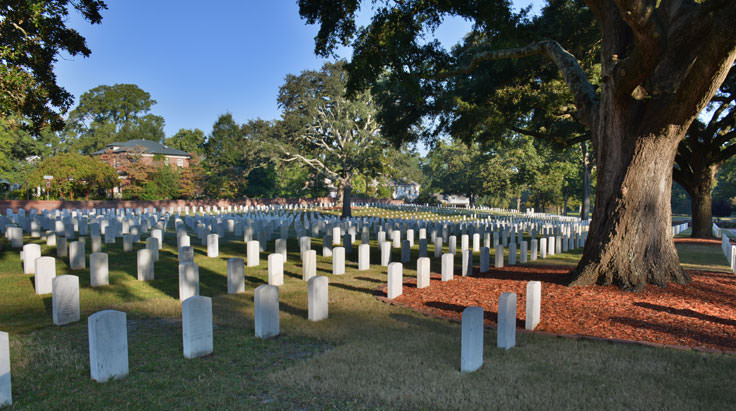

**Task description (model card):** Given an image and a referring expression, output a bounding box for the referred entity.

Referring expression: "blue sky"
[55,0,544,138]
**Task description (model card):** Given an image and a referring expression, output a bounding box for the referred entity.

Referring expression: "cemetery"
[3,0,736,408]
[0,203,734,408]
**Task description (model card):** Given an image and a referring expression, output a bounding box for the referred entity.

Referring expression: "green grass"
[1,221,735,409]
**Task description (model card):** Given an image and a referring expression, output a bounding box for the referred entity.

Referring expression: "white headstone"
[462,249,472,276]
[520,241,528,264]
[332,247,345,275]
[179,246,194,264]
[461,306,484,373]
[182,296,213,359]
[22,243,41,274]
[34,256,56,294]
[254,284,279,338]
[387,262,403,299]
[268,253,284,286]
[441,253,454,281]
[90,252,109,287]
[302,250,317,281]
[494,245,504,268]
[358,243,370,270]
[56,236,67,258]
[530,239,538,261]
[417,257,430,289]
[207,234,219,257]
[0,331,10,406]
[246,240,260,267]
[88,310,129,382]
[540,238,547,259]
[179,262,200,301]
[525,281,541,331]
[380,241,391,266]
[227,258,245,294]
[308,276,328,321]
[508,241,517,265]
[52,275,80,325]
[137,249,154,281]
[498,292,517,349]
[69,240,86,270]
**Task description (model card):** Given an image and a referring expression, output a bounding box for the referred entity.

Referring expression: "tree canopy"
[274,61,391,217]
[63,84,165,154]
[300,0,736,290]
[0,0,106,132]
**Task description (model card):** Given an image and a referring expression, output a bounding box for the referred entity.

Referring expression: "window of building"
[177,158,184,167]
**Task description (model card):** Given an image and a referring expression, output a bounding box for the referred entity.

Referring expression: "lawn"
[1,216,735,409]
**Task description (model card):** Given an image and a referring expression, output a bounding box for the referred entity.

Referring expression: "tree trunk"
[581,141,592,221]
[516,196,521,212]
[687,165,719,238]
[341,180,352,218]
[571,109,691,290]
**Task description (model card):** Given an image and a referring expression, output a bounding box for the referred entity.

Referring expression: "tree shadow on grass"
[354,276,383,284]
[330,281,380,295]
[280,302,307,318]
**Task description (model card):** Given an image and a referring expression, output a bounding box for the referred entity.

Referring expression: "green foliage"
[29,152,117,199]
[0,0,106,132]
[63,84,165,153]
[202,115,271,198]
[274,61,393,208]
[140,166,180,200]
[165,128,206,155]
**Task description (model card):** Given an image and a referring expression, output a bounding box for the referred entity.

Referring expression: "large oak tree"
[300,0,736,290]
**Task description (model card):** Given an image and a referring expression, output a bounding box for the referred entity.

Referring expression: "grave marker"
[88,310,129,382]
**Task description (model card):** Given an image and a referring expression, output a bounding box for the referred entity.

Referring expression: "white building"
[391,179,421,201]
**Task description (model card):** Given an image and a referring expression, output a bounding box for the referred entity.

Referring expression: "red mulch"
[378,265,736,354]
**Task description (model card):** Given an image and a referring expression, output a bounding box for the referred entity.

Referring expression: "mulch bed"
[378,264,736,354]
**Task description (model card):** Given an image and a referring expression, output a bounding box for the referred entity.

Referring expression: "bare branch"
[439,40,598,128]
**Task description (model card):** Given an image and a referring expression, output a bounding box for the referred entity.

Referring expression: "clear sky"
[54,0,544,138]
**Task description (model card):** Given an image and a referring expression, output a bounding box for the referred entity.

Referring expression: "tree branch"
[440,40,598,128]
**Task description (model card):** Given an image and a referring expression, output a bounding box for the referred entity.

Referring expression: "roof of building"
[91,139,191,158]
[391,178,421,187]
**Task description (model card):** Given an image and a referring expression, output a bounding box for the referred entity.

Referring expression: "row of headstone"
[460,281,542,373]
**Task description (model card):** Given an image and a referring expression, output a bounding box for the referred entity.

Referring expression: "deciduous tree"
[300,0,736,290]
[274,62,390,217]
